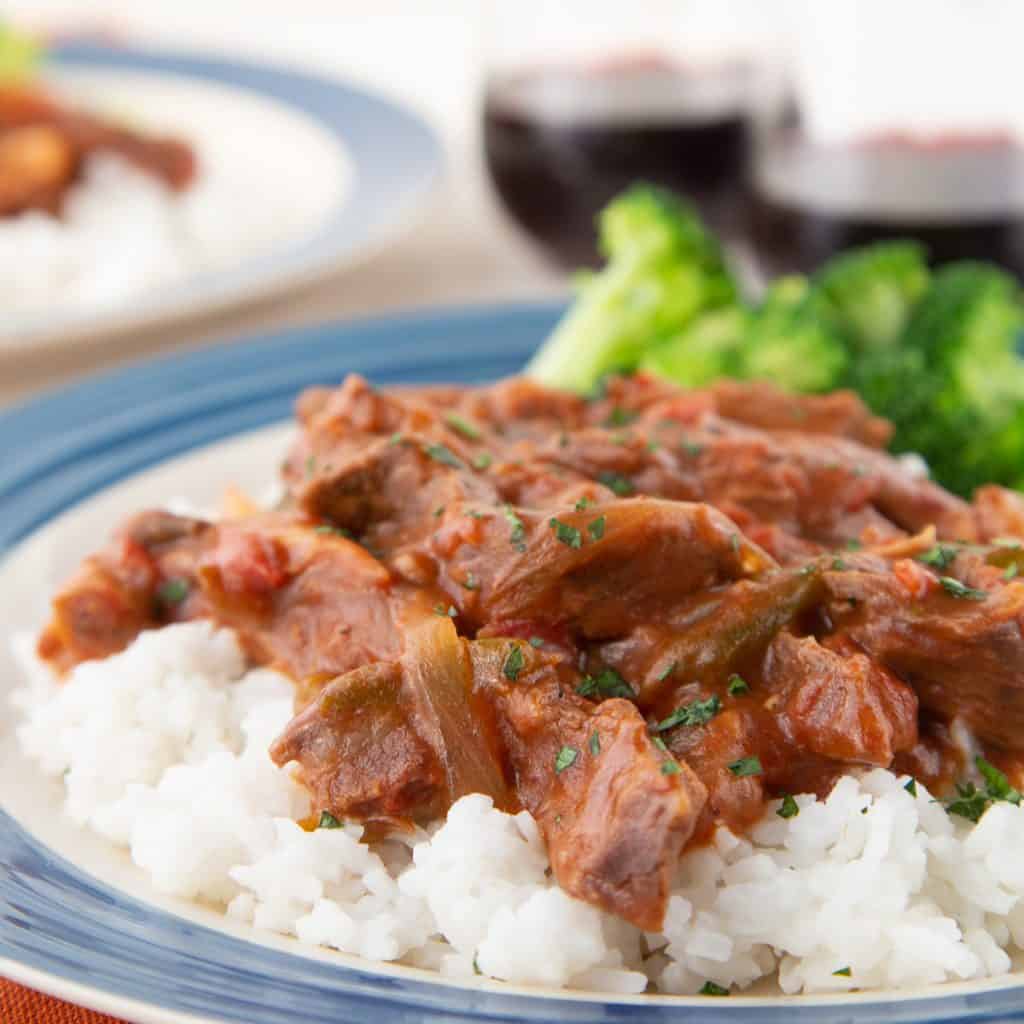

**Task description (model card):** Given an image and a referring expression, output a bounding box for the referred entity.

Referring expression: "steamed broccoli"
[873,263,1024,494]
[0,22,41,83]
[814,241,930,352]
[738,276,848,392]
[639,307,749,386]
[526,185,737,393]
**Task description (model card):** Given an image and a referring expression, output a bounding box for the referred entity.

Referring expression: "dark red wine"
[751,132,1024,276]
[483,58,753,266]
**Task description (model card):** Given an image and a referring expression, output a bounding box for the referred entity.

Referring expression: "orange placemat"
[1,979,125,1024]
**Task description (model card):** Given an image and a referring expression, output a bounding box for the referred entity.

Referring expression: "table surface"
[0,0,570,409]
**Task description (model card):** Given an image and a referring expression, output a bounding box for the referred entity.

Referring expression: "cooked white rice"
[13,622,1024,995]
[0,152,295,324]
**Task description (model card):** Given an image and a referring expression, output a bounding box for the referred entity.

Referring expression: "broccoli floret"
[737,276,849,393]
[870,262,1024,494]
[0,22,42,84]
[814,241,930,352]
[527,185,737,393]
[639,307,750,386]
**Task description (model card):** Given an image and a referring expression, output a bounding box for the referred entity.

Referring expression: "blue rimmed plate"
[2,303,1024,1023]
[1,42,441,354]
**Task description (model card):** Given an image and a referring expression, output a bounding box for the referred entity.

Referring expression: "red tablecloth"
[1,979,125,1023]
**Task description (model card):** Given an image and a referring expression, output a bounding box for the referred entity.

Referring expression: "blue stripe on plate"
[1,303,1020,1022]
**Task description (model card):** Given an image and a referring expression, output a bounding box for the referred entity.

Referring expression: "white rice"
[0,151,293,325]
[13,622,1024,995]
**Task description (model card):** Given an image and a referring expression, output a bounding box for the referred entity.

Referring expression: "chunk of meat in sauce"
[38,510,403,691]
[271,618,510,830]
[824,562,1024,751]
[470,639,706,931]
[431,498,774,637]
[766,632,918,766]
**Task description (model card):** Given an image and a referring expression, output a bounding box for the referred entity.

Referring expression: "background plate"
[2,303,1024,1023]
[1,43,441,354]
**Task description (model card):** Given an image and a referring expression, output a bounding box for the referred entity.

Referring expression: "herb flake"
[727,674,749,696]
[597,471,634,497]
[939,576,988,600]
[503,645,525,681]
[549,517,583,549]
[904,778,918,797]
[699,981,729,996]
[589,730,600,757]
[317,811,343,830]
[777,794,799,819]
[832,967,852,978]
[919,544,959,570]
[502,505,527,551]
[655,695,722,733]
[576,668,634,700]
[661,760,681,776]
[554,746,578,774]
[157,578,190,606]
[423,443,463,469]
[728,756,763,778]
[444,412,482,441]
[587,515,606,541]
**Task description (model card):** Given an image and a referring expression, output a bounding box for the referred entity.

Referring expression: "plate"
[1,303,1023,1023]
[0,42,441,354]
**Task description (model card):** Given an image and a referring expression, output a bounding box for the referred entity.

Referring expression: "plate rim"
[0,40,443,357]
[3,300,1024,1023]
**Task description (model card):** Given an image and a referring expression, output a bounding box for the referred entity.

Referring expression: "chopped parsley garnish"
[597,470,634,496]
[461,572,479,590]
[317,811,343,829]
[1004,563,1019,581]
[389,432,404,446]
[604,406,638,428]
[549,517,583,549]
[652,737,668,753]
[423,443,463,469]
[699,981,729,996]
[727,674,749,696]
[977,756,1022,805]
[655,695,722,733]
[831,558,848,571]
[845,538,862,551]
[574,496,592,512]
[554,746,578,774]
[528,636,545,648]
[682,441,704,458]
[832,967,852,978]
[473,452,494,470]
[433,505,445,519]
[305,454,317,477]
[946,782,989,823]
[576,668,634,700]
[945,758,1019,823]
[314,524,352,537]
[444,412,482,440]
[728,756,763,778]
[777,794,799,819]
[434,604,457,618]
[466,509,485,519]
[502,505,527,551]
[919,544,959,570]
[156,578,190,606]
[503,644,525,681]
[661,760,681,776]
[589,730,600,757]
[587,515,606,541]
[655,661,677,682]
[939,576,988,600]
[646,440,661,453]
[993,537,1022,549]
[904,778,918,797]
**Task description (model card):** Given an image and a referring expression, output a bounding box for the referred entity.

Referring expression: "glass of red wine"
[481,1,765,267]
[750,1,1024,278]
